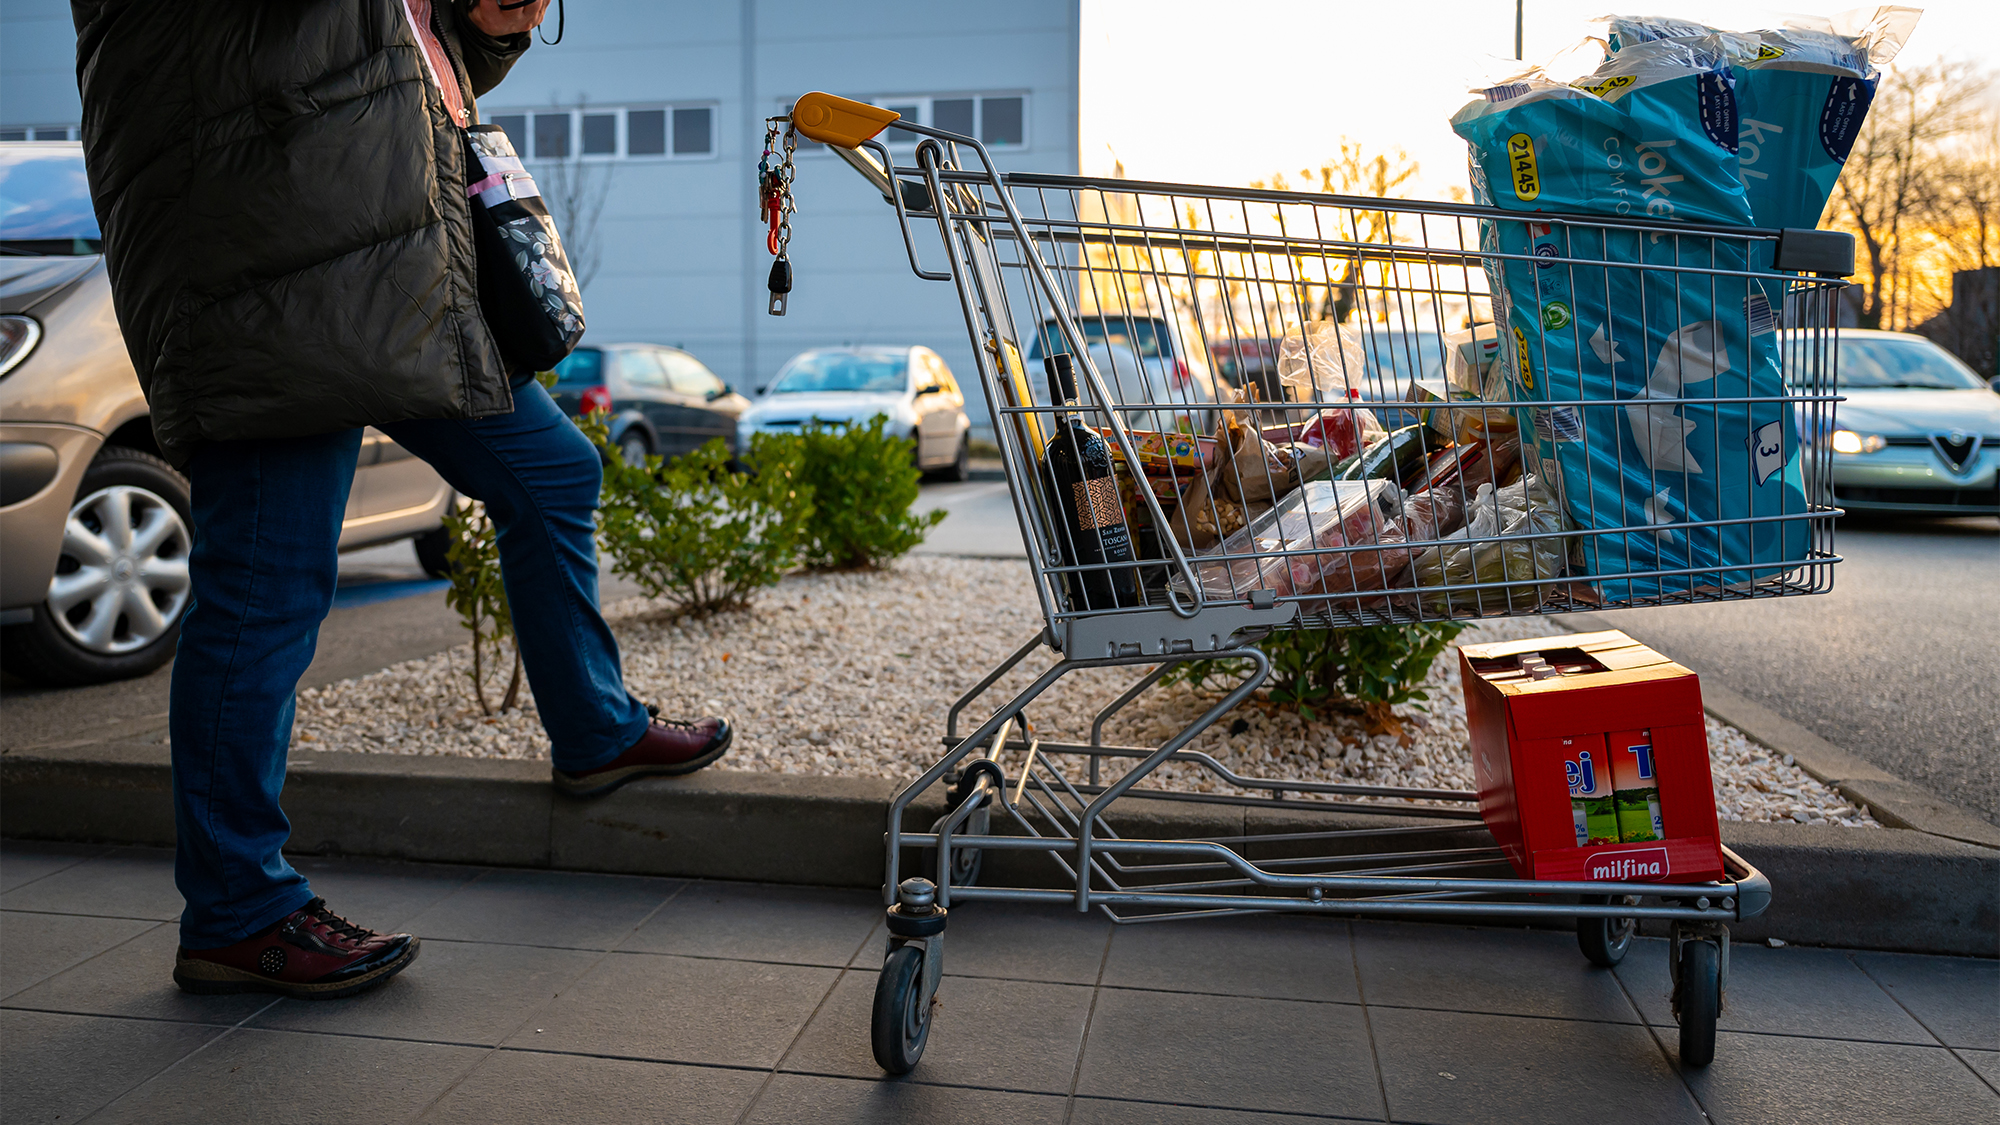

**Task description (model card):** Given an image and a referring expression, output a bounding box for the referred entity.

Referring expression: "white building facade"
[0,0,1083,422]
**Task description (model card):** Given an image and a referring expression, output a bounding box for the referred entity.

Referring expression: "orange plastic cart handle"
[790,92,898,149]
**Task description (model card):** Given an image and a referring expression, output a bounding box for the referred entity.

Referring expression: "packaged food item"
[1109,429,1219,473]
[1608,727,1668,842]
[1219,421,1335,503]
[1437,325,1521,445]
[1409,435,1522,496]
[1397,483,1468,546]
[1166,467,1247,550]
[1409,473,1569,614]
[1564,736,1621,847]
[1273,320,1369,409]
[1180,479,1409,608]
[1335,425,1439,490]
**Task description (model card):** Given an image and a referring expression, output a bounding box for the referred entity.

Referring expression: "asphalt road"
[1578,514,2000,826]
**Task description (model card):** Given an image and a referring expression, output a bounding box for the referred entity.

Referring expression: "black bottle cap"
[1044,353,1076,405]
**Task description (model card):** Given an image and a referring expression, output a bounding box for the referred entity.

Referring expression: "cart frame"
[778,94,1845,1075]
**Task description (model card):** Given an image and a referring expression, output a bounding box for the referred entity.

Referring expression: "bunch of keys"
[759,120,796,316]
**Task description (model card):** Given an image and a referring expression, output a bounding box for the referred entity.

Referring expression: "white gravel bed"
[293,557,1876,828]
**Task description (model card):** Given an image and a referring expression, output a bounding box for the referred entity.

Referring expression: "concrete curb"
[1559,612,2000,851]
[3,741,1993,956]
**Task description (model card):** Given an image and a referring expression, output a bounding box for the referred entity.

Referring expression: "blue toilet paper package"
[1451,39,1811,599]
[1595,8,1922,228]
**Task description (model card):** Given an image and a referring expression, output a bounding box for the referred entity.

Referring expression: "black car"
[546,343,751,463]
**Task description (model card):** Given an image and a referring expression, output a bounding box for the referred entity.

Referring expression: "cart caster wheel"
[1577,895,1638,967]
[1673,939,1721,1067]
[872,944,931,1074]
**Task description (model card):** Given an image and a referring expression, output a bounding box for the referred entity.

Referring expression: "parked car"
[545,343,750,463]
[1026,316,1221,434]
[738,346,970,478]
[0,142,458,686]
[1813,329,1999,516]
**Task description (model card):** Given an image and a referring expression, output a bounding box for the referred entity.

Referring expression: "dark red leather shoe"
[552,715,732,797]
[172,898,418,1000]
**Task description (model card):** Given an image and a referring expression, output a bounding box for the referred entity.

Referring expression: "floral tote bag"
[463,124,586,371]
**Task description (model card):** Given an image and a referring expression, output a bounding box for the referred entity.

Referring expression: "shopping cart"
[771,92,1851,1073]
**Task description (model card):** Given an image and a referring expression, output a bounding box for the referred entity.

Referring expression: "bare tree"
[534,98,616,294]
[1832,59,1991,330]
[1253,140,1422,322]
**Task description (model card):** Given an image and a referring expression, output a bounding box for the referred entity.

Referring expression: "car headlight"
[0,315,42,377]
[1830,429,1885,454]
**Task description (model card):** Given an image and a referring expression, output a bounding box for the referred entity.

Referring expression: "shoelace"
[644,703,703,733]
[297,898,375,945]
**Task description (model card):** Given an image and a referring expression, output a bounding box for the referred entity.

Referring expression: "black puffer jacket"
[71,1,529,467]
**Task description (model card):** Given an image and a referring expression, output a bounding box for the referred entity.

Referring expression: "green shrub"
[439,501,523,714]
[796,415,945,570]
[590,420,814,616]
[1162,621,1467,737]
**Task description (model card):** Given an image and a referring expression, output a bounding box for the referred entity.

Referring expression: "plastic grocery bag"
[1451,38,1812,600]
[1275,322,1370,405]
[1179,479,1410,610]
[1410,474,1569,615]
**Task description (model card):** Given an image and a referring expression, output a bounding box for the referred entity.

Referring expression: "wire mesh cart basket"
[770,92,1852,1074]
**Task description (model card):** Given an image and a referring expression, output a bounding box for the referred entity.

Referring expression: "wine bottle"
[1041,354,1138,611]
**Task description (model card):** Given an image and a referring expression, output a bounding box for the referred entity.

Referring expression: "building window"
[0,125,79,141]
[869,94,1028,149]
[485,104,716,161]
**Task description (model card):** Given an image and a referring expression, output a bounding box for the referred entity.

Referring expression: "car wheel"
[412,522,456,579]
[618,429,651,466]
[0,446,193,687]
[938,433,970,482]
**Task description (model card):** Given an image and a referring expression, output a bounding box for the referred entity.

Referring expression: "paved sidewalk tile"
[419,1048,764,1123]
[1100,914,1359,1004]
[1068,1099,1373,1123]
[1851,951,2000,1051]
[1073,988,1382,1118]
[0,840,108,893]
[287,855,487,934]
[399,868,684,950]
[744,1073,1067,1124]
[0,847,183,921]
[783,970,1093,1093]
[1618,940,1933,1045]
[1369,1007,1701,1125]
[1681,1032,2000,1125]
[0,910,155,999]
[850,901,1111,985]
[511,950,837,1069]
[1354,921,1639,1025]
[624,880,880,967]
[1962,1049,2000,1091]
[88,1027,486,1125]
[250,938,599,1046]
[3,923,273,1024]
[0,1009,221,1124]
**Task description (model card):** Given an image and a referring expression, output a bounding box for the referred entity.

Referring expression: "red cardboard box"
[1459,630,1724,884]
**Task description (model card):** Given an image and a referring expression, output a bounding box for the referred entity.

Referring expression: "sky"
[1079,0,2000,197]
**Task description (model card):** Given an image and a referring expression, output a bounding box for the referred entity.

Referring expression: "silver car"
[1819,330,1999,517]
[0,143,456,686]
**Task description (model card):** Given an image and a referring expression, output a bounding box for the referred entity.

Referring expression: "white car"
[740,346,972,479]
[1026,316,1222,435]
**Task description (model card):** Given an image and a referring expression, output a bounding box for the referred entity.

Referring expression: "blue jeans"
[169,380,649,948]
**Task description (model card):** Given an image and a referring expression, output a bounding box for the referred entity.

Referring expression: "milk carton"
[1609,728,1667,842]
[1564,736,1620,847]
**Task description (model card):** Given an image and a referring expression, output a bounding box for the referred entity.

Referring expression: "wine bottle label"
[1073,477,1123,531]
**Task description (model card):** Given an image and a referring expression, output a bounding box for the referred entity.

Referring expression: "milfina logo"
[1586,847,1670,881]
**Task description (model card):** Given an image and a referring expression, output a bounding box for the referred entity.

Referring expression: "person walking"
[70,0,729,1001]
